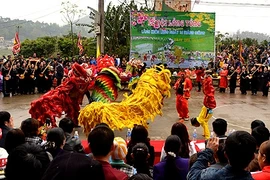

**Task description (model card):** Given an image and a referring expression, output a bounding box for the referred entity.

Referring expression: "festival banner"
[130,11,215,68]
[155,0,192,12]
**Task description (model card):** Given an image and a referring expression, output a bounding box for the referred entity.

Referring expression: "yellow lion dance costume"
[78,66,171,133]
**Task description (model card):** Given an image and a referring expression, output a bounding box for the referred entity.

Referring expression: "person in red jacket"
[190,70,216,139]
[219,64,228,93]
[252,140,270,180]
[174,72,189,121]
[195,66,204,92]
[183,69,193,100]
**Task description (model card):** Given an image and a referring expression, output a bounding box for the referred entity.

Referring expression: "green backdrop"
[130,11,215,68]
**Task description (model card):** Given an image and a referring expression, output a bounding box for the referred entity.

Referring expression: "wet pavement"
[1,87,270,140]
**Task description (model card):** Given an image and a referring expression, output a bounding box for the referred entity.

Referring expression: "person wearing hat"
[190,70,216,139]
[110,137,136,177]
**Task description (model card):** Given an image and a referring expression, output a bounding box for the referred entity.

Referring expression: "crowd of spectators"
[0,110,270,180]
[0,54,126,97]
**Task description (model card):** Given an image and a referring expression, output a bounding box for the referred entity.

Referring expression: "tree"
[83,37,96,57]
[61,1,85,56]
[215,31,225,52]
[58,33,76,57]
[20,37,57,57]
[242,38,258,47]
[260,40,269,47]
[20,35,95,58]
[102,1,150,58]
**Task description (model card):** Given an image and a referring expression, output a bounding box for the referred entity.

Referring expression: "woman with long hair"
[126,125,155,167]
[160,122,196,161]
[154,135,189,180]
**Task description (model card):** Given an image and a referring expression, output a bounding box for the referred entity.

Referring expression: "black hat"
[41,152,105,180]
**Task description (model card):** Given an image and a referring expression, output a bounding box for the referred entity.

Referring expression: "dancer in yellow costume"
[190,70,216,139]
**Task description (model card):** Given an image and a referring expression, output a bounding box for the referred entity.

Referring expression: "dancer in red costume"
[191,70,216,139]
[195,66,204,92]
[183,69,193,100]
[174,71,190,121]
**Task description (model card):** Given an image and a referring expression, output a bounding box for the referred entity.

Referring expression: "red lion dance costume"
[29,55,121,127]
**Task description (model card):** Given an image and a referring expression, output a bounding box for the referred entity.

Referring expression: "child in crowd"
[126,125,155,167]
[190,70,216,139]
[110,137,136,177]
[131,143,153,178]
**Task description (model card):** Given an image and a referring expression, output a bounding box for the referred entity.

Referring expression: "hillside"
[231,31,270,43]
[0,16,93,41]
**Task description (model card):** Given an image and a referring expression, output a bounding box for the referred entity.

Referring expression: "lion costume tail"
[78,66,171,133]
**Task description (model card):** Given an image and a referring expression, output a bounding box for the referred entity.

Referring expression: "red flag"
[12,32,20,55]
[239,40,245,64]
[77,32,84,55]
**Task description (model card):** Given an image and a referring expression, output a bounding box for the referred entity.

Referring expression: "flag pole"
[239,39,244,65]
[77,31,84,56]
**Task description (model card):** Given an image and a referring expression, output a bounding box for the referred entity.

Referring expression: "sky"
[1,0,270,35]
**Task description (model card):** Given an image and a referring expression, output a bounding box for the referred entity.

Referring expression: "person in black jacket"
[261,66,270,97]
[0,111,14,148]
[228,66,237,94]
[55,60,64,86]
[240,66,249,95]
[59,117,85,153]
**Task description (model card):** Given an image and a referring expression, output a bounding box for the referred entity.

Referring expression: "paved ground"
[1,87,270,141]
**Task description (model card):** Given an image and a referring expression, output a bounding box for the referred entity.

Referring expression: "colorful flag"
[239,40,245,64]
[77,32,84,55]
[12,32,21,55]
